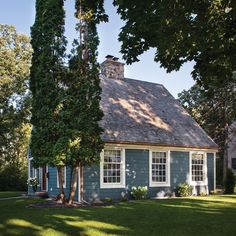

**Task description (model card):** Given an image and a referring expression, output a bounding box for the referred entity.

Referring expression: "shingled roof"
[99,76,217,150]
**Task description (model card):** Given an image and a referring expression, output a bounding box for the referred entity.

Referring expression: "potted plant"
[27,177,39,192]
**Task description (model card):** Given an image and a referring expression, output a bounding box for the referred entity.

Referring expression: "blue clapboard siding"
[207,153,214,191]
[47,166,78,199]
[31,149,215,201]
[83,150,191,200]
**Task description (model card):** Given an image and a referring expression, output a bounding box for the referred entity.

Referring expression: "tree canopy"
[114,0,235,88]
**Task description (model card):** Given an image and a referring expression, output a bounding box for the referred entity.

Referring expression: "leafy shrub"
[177,183,193,197]
[200,192,207,196]
[224,168,235,194]
[0,164,27,191]
[104,197,113,203]
[210,190,218,195]
[131,186,148,200]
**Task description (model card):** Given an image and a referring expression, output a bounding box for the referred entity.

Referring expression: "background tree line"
[0,24,32,190]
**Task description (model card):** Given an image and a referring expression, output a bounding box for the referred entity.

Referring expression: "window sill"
[100,183,125,189]
[190,181,207,186]
[149,182,170,187]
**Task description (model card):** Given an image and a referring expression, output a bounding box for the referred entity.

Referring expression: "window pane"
[192,154,204,182]
[103,149,121,184]
[152,152,167,183]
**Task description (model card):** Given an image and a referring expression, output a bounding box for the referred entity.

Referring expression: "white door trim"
[78,167,81,202]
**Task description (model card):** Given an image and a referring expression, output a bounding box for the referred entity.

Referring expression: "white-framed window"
[57,167,66,188]
[100,148,126,188]
[149,150,170,187]
[190,152,207,185]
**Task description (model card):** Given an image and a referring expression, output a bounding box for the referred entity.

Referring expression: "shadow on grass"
[0,196,236,236]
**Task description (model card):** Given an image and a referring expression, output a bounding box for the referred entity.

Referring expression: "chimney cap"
[113,57,119,61]
[105,55,114,60]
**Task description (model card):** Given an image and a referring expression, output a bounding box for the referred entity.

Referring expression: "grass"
[0,195,235,236]
[0,191,26,199]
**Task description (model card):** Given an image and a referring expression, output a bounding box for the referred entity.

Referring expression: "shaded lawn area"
[0,191,26,199]
[0,195,236,236]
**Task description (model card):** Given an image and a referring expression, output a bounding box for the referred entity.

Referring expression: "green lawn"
[0,195,236,236]
[0,191,26,199]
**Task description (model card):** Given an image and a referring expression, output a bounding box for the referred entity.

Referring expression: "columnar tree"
[30,0,67,201]
[63,0,107,204]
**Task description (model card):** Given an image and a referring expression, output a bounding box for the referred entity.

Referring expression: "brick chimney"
[101,55,124,79]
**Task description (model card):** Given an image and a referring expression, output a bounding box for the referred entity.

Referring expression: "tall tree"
[63,0,107,204]
[0,25,32,190]
[30,0,67,201]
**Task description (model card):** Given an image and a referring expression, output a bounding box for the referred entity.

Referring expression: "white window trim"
[214,152,216,191]
[57,166,66,188]
[149,150,170,187]
[28,157,37,178]
[100,148,126,189]
[189,151,208,186]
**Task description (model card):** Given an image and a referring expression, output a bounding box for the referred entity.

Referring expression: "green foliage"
[178,83,236,153]
[114,0,235,88]
[0,24,32,191]
[104,197,113,203]
[64,0,106,168]
[131,186,148,200]
[224,168,236,194]
[177,183,193,197]
[30,0,67,168]
[200,192,208,197]
[64,0,107,203]
[0,164,27,191]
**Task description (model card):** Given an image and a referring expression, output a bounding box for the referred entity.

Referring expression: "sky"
[0,0,195,98]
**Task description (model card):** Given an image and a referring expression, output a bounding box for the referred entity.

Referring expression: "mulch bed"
[27,198,116,209]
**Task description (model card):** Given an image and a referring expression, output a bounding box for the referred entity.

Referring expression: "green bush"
[104,197,113,203]
[0,164,27,191]
[131,186,148,200]
[224,168,235,194]
[177,183,193,197]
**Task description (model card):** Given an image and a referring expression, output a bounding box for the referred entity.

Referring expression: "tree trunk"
[67,165,79,205]
[57,166,66,204]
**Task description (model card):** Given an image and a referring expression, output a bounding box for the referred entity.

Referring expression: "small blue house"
[28,55,218,201]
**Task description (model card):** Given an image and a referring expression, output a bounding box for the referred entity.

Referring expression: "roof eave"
[104,140,218,152]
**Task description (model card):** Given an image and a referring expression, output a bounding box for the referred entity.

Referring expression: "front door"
[41,166,47,191]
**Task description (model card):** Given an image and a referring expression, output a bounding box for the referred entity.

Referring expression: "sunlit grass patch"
[0,195,235,236]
